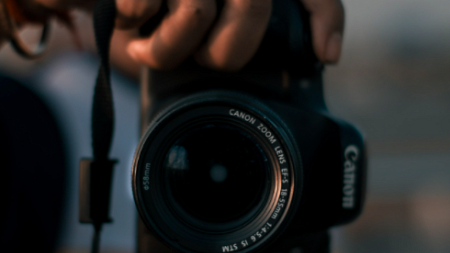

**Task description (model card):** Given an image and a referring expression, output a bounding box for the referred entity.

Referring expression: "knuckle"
[116,0,161,26]
[180,2,216,24]
[235,0,272,15]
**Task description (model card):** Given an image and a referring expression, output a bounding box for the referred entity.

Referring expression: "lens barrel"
[132,91,302,253]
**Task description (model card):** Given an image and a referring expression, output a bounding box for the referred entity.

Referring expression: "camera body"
[134,68,365,253]
[132,0,366,252]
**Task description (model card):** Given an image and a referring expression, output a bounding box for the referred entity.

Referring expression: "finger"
[301,0,344,64]
[110,29,142,79]
[115,0,162,30]
[127,0,216,69]
[195,0,272,72]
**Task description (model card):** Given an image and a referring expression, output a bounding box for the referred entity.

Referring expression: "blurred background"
[1,0,449,252]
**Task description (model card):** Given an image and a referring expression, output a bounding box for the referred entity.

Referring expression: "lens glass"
[163,124,269,224]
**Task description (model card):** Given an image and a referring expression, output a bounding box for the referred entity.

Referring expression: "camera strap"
[78,0,117,253]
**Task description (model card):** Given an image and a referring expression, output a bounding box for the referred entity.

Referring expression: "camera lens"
[163,124,269,225]
[133,92,301,253]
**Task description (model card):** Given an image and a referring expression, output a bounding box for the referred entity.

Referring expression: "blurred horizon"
[324,0,450,252]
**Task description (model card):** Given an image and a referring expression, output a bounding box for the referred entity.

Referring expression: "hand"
[118,0,345,70]
[117,0,273,71]
[24,0,344,70]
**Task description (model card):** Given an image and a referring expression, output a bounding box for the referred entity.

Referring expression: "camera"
[130,0,366,252]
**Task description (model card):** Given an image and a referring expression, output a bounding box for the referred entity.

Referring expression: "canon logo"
[342,145,359,209]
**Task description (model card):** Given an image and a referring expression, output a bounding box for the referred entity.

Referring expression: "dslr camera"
[131,0,366,252]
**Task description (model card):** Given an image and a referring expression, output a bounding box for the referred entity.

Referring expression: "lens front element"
[164,124,269,226]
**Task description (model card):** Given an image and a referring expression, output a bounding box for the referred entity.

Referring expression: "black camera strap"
[78,1,117,253]
[90,0,116,160]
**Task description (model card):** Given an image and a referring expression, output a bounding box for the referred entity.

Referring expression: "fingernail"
[325,32,342,64]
